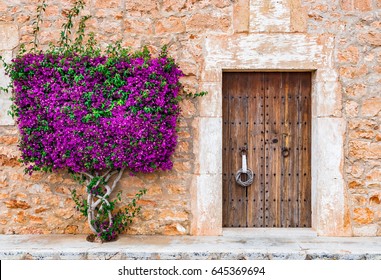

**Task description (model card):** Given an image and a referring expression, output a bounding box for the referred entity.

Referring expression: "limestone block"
[201,68,222,83]
[1,0,22,6]
[338,45,360,64]
[361,97,381,117]
[204,34,328,72]
[44,6,60,18]
[341,0,372,11]
[353,207,374,225]
[0,50,14,125]
[0,23,19,50]
[162,0,187,12]
[0,1,6,12]
[339,65,368,79]
[198,83,222,117]
[366,169,381,183]
[345,100,359,118]
[197,117,222,174]
[314,81,342,117]
[348,119,378,139]
[162,223,187,235]
[4,200,30,210]
[345,84,367,98]
[177,60,197,77]
[250,0,291,33]
[186,14,230,32]
[155,17,185,34]
[233,0,250,33]
[352,225,378,237]
[290,0,307,32]
[349,140,381,161]
[94,0,121,9]
[158,209,188,221]
[315,69,339,82]
[312,117,349,236]
[192,174,222,235]
[354,0,372,11]
[359,32,381,46]
[123,17,153,35]
[125,0,158,13]
[0,50,11,88]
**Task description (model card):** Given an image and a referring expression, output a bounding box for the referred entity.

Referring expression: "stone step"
[1,234,381,260]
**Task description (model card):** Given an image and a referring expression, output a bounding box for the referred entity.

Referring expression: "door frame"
[222,72,312,228]
[190,34,351,236]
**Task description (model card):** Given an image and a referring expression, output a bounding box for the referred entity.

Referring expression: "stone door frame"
[190,34,351,236]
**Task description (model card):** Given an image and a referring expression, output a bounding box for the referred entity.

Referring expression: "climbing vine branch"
[72,168,146,241]
[31,0,47,52]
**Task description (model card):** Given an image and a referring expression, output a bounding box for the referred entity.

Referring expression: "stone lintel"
[204,34,329,71]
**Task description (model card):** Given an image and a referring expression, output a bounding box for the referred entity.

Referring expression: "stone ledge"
[1,231,381,260]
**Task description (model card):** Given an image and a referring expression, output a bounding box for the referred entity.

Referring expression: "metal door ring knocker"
[236,168,254,187]
[235,146,254,187]
[282,147,290,157]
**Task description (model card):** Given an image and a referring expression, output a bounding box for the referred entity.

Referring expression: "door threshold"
[223,228,317,238]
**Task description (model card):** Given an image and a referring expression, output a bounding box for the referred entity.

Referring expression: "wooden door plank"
[280,73,297,227]
[289,73,301,227]
[264,73,283,227]
[299,72,312,227]
[281,73,289,227]
[222,73,231,227]
[223,72,249,227]
[294,73,302,227]
[247,72,265,227]
[278,73,287,227]
[230,72,249,227]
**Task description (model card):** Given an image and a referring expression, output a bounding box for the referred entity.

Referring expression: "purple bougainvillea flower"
[9,51,183,174]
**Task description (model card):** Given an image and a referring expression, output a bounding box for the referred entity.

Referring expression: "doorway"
[222,72,312,228]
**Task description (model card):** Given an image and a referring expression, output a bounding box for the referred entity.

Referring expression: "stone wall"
[303,0,380,236]
[0,0,380,236]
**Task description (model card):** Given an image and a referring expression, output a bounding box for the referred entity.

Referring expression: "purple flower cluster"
[10,52,183,173]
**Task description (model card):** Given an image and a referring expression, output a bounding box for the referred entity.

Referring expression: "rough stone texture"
[329,0,381,236]
[0,0,380,237]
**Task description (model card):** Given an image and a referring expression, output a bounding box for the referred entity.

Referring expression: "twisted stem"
[81,168,125,235]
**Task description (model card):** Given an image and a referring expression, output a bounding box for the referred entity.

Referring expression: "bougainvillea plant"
[0,0,206,242]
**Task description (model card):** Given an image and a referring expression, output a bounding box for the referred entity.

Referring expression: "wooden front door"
[222,72,311,228]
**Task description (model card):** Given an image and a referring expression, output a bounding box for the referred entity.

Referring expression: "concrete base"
[1,229,381,260]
